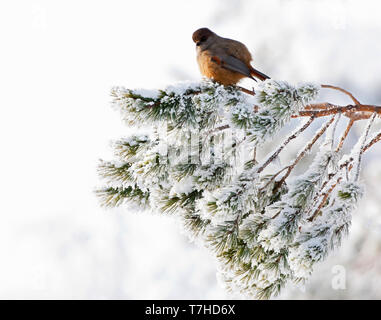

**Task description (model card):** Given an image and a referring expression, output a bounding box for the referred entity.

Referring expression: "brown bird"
[192,28,270,86]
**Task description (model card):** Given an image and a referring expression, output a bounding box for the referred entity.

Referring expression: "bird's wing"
[211,54,256,80]
[223,39,252,62]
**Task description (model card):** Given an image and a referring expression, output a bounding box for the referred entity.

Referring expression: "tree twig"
[336,118,355,152]
[308,115,377,222]
[308,176,342,222]
[260,166,290,192]
[274,116,336,191]
[321,84,361,105]
[238,86,255,96]
[257,116,315,174]
[295,104,381,119]
[354,113,377,181]
[363,131,381,153]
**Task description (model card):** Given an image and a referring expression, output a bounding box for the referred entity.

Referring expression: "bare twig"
[207,124,230,135]
[363,131,381,153]
[257,116,315,174]
[307,158,356,222]
[308,177,342,222]
[307,156,353,217]
[274,116,336,191]
[321,84,361,105]
[336,118,354,152]
[304,103,337,111]
[308,115,377,222]
[354,113,377,181]
[295,104,381,119]
[238,86,255,96]
[260,166,290,192]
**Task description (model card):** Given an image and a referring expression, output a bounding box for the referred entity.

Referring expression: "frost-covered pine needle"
[96,79,376,299]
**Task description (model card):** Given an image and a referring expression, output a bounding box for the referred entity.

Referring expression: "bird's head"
[192,28,216,48]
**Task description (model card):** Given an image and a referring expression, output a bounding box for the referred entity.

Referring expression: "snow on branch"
[97,79,381,299]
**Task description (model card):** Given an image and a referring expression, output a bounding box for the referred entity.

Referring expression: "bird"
[192,27,270,86]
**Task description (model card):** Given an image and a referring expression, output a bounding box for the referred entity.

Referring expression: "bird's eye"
[200,36,207,42]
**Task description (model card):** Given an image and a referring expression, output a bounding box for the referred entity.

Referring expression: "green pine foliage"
[96,79,370,299]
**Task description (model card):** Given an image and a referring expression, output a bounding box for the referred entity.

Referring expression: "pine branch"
[98,79,381,300]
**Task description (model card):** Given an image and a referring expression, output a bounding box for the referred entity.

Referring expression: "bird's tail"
[249,66,270,81]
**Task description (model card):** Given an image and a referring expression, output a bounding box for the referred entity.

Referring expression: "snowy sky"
[1,0,381,299]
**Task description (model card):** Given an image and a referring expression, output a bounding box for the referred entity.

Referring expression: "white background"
[1,0,381,299]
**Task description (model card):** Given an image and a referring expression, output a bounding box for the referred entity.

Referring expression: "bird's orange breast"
[197,51,246,86]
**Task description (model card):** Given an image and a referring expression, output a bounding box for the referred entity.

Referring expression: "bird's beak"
[196,41,201,46]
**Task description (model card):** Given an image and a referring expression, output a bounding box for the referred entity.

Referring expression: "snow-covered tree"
[96,79,381,299]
